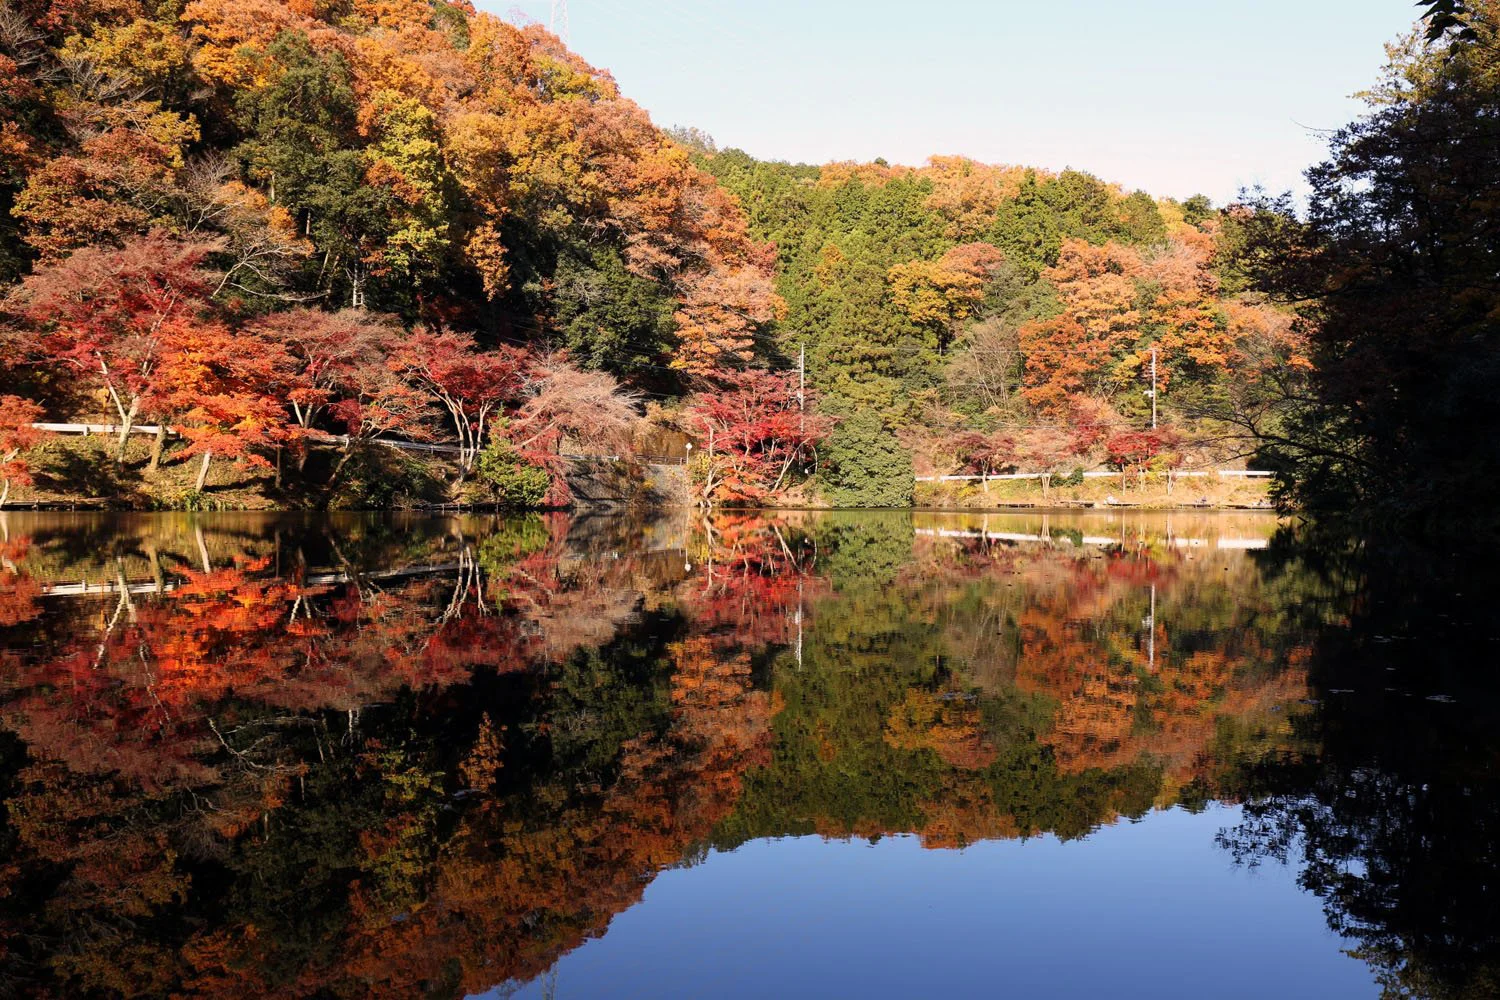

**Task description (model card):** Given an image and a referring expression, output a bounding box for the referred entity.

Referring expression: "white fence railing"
[28,424,618,462]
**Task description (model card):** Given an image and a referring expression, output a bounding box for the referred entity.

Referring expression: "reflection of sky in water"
[496,806,1372,1000]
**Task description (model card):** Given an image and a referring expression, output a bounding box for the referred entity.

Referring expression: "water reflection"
[0,510,1493,998]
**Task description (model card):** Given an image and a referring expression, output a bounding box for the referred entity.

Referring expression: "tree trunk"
[0,450,13,508]
[147,425,167,472]
[115,397,140,463]
[195,450,213,492]
[195,523,212,573]
[145,544,164,593]
[1042,473,1051,499]
[330,443,355,484]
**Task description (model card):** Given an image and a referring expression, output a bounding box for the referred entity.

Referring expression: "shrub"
[476,437,552,508]
[327,445,445,510]
[820,410,913,508]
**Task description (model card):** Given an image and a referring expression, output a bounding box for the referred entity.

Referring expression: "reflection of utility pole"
[795,579,804,670]
[1143,583,1157,671]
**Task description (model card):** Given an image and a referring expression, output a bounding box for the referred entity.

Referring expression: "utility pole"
[797,343,806,436]
[706,423,714,508]
[1148,346,1158,430]
[549,0,569,42]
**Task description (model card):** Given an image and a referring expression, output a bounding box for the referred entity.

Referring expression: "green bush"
[820,410,913,508]
[326,445,446,510]
[475,438,552,508]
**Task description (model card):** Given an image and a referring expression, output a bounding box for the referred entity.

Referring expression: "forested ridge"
[0,0,1493,525]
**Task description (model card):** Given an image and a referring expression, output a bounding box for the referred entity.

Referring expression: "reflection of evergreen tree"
[812,512,915,591]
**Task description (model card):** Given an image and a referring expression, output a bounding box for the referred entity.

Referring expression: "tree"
[1238,2,1500,528]
[948,430,1016,482]
[144,316,287,490]
[886,242,1005,354]
[391,331,528,476]
[249,308,413,439]
[821,409,913,508]
[475,434,553,508]
[1016,425,1088,498]
[684,370,825,505]
[551,247,677,377]
[3,231,222,460]
[1020,239,1143,413]
[233,31,395,308]
[176,163,314,301]
[944,316,1023,413]
[671,249,783,379]
[493,356,640,506]
[506,357,639,457]
[358,89,454,285]
[0,394,46,506]
[1104,427,1180,490]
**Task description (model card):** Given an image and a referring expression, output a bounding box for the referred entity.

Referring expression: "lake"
[0,509,1494,999]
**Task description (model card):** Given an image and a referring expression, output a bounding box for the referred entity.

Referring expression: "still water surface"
[0,510,1494,999]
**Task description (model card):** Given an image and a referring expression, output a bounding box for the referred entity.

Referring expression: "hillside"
[1,0,1489,521]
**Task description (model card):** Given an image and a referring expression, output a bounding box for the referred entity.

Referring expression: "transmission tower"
[549,0,569,43]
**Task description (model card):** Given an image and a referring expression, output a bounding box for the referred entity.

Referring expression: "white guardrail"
[28,424,616,461]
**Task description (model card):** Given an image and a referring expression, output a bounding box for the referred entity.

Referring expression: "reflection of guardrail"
[915,470,1274,483]
[913,527,1268,550]
[39,561,463,599]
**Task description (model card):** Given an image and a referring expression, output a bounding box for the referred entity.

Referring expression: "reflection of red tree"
[0,536,41,628]
[680,514,828,650]
[0,533,646,998]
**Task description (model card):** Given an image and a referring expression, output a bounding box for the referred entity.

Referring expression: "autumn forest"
[1,2,1499,998]
[0,0,1490,525]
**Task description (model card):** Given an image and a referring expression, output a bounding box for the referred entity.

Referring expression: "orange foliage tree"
[0,395,46,506]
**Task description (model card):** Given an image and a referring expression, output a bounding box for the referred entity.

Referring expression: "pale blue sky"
[484,0,1421,203]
